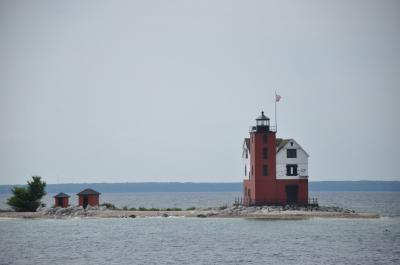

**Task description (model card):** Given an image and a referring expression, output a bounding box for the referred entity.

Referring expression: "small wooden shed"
[54,192,70,208]
[77,188,100,208]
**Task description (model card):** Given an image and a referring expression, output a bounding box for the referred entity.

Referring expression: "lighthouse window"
[262,148,268,159]
[287,149,297,158]
[263,165,268,176]
[263,134,268,144]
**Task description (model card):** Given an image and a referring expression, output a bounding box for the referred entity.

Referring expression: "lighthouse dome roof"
[256,111,269,120]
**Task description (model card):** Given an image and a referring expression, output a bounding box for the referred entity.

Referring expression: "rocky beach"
[0,205,379,219]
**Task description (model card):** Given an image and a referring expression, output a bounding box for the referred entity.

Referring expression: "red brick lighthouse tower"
[243,111,309,206]
[243,111,277,205]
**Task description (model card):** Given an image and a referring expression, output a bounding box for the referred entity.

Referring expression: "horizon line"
[1,180,400,186]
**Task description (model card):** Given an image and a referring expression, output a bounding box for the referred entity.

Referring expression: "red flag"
[275,94,281,102]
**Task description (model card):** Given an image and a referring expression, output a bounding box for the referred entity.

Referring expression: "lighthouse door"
[285,185,299,204]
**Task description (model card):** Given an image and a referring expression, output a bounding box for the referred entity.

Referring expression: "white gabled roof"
[276,138,309,157]
[243,138,250,151]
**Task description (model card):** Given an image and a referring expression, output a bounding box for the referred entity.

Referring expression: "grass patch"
[97,205,184,211]
[138,207,160,211]
[133,207,182,211]
[100,202,118,210]
[165,207,182,211]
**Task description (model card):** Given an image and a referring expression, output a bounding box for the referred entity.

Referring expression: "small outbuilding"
[77,188,100,208]
[54,192,70,208]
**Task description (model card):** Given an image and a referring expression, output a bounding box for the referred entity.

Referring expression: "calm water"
[1,192,400,265]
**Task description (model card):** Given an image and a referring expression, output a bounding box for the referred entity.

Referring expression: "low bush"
[100,202,118,210]
[165,207,182,211]
[135,207,182,211]
[219,205,228,210]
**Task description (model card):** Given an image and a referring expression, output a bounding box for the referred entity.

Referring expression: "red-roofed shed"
[77,188,100,208]
[54,192,70,208]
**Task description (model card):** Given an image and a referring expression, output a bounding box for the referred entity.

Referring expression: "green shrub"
[7,176,46,212]
[186,207,196,211]
[100,202,118,210]
[165,207,182,211]
[134,207,183,211]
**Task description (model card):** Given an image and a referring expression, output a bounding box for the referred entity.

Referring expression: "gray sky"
[1,0,399,184]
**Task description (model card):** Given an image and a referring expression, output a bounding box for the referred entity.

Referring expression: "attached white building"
[242,138,309,180]
[276,138,309,179]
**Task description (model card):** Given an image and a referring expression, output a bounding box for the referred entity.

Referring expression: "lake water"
[1,192,400,265]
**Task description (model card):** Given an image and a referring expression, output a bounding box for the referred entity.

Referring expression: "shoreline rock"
[0,205,379,219]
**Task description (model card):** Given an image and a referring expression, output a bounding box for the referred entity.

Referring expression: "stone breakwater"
[191,205,378,219]
[0,205,379,219]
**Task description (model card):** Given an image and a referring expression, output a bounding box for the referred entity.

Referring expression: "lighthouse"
[242,111,309,206]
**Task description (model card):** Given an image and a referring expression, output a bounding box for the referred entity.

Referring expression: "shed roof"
[77,188,101,196]
[54,192,70,198]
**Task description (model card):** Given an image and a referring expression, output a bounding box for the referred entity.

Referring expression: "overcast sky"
[1,0,399,184]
